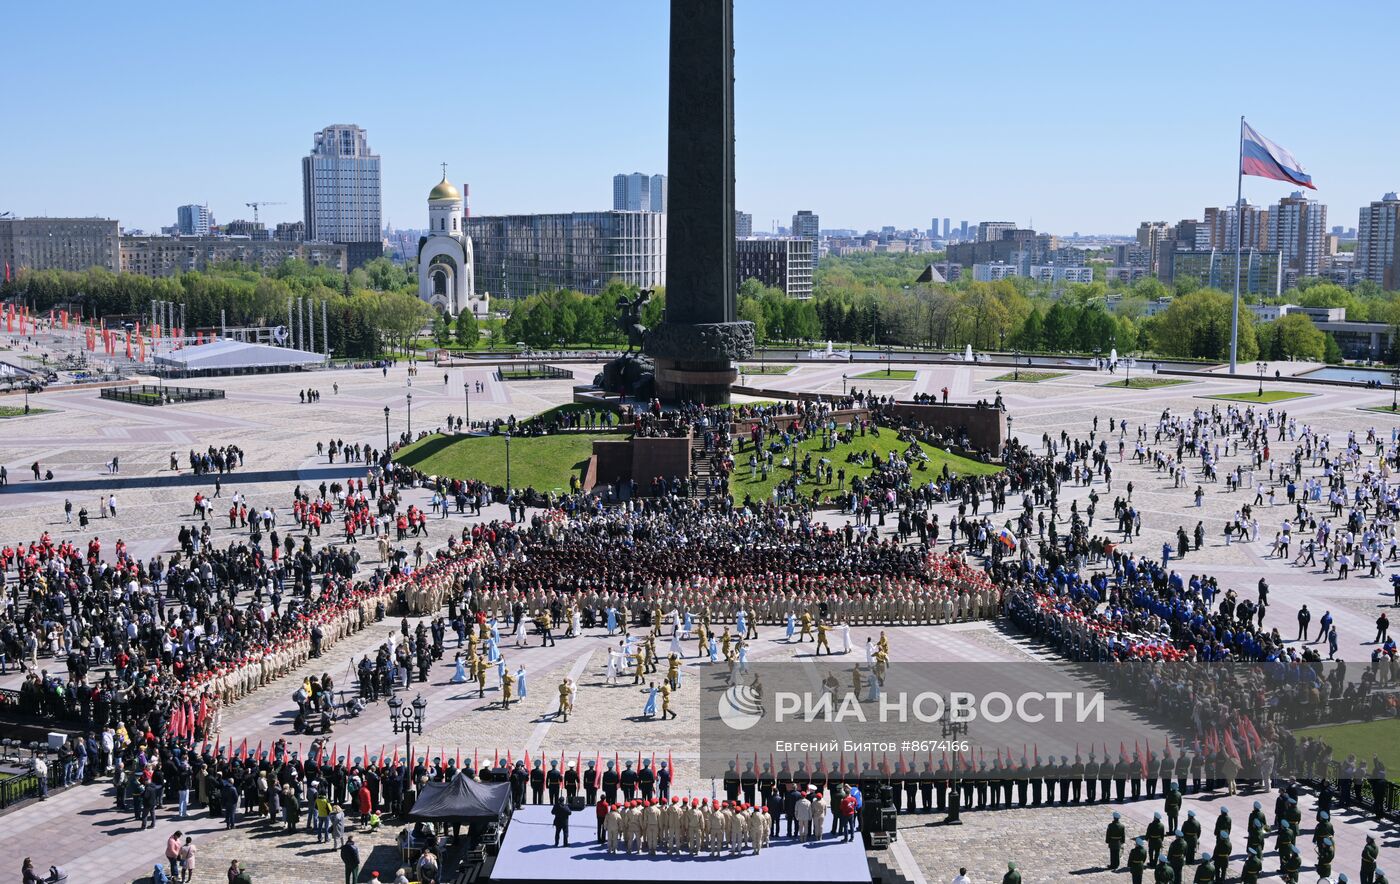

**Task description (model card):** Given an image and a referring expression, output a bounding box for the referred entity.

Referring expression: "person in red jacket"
[839,790,857,842]
[356,782,373,828]
[596,797,610,843]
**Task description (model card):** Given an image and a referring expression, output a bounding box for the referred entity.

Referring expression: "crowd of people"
[6,361,1400,882]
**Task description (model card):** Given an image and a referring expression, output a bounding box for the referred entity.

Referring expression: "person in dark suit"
[552,798,572,846]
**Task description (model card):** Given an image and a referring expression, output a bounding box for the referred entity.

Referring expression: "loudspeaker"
[568,795,587,812]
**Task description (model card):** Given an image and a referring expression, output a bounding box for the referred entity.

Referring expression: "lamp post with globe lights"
[387,694,427,768]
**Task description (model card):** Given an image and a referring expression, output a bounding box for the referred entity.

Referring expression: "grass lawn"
[1098,377,1191,390]
[737,364,795,375]
[1203,390,1312,403]
[729,427,1001,503]
[1361,404,1400,415]
[988,370,1068,383]
[853,369,919,381]
[0,405,47,418]
[1295,720,1399,774]
[498,366,573,380]
[394,432,625,491]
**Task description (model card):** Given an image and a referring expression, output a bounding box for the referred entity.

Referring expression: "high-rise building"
[466,210,665,298]
[222,219,269,241]
[977,221,1016,243]
[959,221,970,240]
[176,204,213,236]
[735,237,813,300]
[734,211,753,238]
[1135,221,1174,275]
[791,210,819,263]
[942,218,951,239]
[119,236,346,276]
[301,124,382,269]
[1203,202,1268,252]
[1357,193,1400,289]
[1267,192,1327,279]
[1171,249,1282,297]
[0,216,120,273]
[613,173,667,213]
[273,220,306,242]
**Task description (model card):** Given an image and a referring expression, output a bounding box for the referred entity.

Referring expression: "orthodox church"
[417,167,487,317]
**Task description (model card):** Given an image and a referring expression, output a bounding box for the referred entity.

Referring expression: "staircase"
[689,429,725,498]
[868,854,916,884]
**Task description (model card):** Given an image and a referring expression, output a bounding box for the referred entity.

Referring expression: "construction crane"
[244,201,286,223]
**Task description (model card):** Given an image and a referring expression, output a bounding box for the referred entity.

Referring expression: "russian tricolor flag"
[1241,121,1314,189]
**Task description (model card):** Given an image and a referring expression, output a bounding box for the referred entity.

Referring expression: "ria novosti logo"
[716,687,1105,729]
[717,683,765,731]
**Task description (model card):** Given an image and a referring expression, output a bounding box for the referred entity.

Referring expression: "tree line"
[0,258,433,358]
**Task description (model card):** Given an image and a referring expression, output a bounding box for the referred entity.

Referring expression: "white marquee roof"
[154,339,325,370]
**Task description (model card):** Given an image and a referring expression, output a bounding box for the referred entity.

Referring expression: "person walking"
[340,835,361,884]
[177,836,197,884]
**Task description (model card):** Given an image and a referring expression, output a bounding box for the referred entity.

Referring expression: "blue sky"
[2,0,1395,235]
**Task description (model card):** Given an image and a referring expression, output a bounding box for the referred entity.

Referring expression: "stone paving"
[3,350,1400,882]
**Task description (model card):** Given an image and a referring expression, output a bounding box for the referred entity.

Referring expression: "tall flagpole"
[1229,115,1244,374]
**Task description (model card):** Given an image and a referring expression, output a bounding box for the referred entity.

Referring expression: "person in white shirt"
[951,868,971,884]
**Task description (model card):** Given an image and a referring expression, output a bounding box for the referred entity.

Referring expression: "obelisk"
[644,0,754,404]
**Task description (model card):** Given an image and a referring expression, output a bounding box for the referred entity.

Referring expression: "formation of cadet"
[600,797,771,857]
[1101,781,1390,884]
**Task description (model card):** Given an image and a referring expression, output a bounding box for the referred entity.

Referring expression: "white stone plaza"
[1,334,1397,883]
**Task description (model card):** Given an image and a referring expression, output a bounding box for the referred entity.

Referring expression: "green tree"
[1323,333,1343,364]
[454,310,479,348]
[1265,313,1325,361]
[1149,288,1257,361]
[1015,309,1043,350]
[738,297,767,342]
[432,312,453,347]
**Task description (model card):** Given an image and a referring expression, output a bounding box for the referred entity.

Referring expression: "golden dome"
[429,175,461,202]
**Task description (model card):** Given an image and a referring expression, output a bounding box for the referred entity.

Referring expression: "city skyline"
[3,1,1399,234]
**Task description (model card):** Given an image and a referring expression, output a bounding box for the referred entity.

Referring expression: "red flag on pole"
[255,740,262,762]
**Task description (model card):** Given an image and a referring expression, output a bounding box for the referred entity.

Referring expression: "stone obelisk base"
[644,319,754,405]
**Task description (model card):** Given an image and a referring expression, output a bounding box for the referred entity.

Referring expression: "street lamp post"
[406,393,413,438]
[1123,353,1133,387]
[1256,361,1267,396]
[463,382,471,429]
[1392,366,1400,412]
[1013,348,1021,381]
[1007,415,1014,444]
[842,373,848,396]
[886,345,893,376]
[504,431,512,492]
[387,694,427,768]
[383,406,390,451]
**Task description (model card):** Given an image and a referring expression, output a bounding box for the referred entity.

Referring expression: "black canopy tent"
[408,775,512,824]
